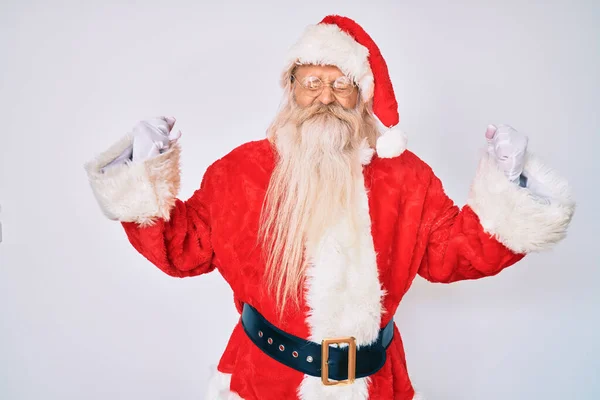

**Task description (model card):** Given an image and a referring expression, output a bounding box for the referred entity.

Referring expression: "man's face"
[292,65,359,110]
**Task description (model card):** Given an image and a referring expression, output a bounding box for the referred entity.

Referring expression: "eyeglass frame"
[290,74,358,98]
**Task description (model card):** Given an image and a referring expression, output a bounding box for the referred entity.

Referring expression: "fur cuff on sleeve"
[84,135,181,226]
[467,151,575,254]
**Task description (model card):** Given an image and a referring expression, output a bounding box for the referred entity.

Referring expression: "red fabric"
[122,139,524,399]
[320,15,399,128]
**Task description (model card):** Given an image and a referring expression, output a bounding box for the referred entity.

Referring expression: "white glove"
[132,116,181,162]
[101,144,133,172]
[485,124,528,184]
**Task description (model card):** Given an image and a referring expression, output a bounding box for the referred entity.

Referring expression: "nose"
[316,86,335,105]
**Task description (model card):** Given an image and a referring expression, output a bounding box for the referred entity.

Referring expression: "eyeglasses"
[291,74,357,98]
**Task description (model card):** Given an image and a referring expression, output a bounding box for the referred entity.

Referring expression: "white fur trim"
[282,23,374,100]
[376,126,408,158]
[359,138,375,165]
[205,369,244,400]
[413,392,425,400]
[300,171,385,399]
[84,134,180,226]
[467,151,575,253]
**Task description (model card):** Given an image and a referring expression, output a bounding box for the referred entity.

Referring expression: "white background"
[1,1,598,399]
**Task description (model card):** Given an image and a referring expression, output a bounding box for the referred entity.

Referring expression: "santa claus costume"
[85,15,575,400]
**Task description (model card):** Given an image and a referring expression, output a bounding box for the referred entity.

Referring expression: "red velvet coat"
[85,135,574,400]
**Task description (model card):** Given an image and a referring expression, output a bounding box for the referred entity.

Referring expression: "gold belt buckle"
[321,336,357,386]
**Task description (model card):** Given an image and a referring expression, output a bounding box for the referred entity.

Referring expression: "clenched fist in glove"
[485,124,528,186]
[132,116,181,162]
[101,116,181,172]
[485,124,555,203]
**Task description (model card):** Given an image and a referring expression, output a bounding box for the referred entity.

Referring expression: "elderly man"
[85,15,575,400]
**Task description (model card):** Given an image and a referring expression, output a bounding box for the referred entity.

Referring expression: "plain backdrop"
[1,1,598,399]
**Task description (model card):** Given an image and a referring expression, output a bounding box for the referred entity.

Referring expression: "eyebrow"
[296,74,347,81]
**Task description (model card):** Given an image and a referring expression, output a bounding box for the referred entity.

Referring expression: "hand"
[485,124,528,183]
[132,116,181,162]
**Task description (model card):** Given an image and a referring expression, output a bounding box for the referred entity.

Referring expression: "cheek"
[341,93,358,109]
[293,87,311,107]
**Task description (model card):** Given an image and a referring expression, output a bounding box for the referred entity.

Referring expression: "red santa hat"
[281,15,407,158]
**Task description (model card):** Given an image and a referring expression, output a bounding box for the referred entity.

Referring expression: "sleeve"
[84,134,216,278]
[417,151,575,283]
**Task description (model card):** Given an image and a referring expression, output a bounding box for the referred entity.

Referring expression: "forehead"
[294,64,345,79]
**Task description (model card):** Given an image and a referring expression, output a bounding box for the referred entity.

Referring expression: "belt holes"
[279,344,285,351]
[258,331,263,338]
[267,338,273,345]
[292,351,299,358]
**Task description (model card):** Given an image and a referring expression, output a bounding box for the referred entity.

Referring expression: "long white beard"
[275,114,362,240]
[259,104,364,309]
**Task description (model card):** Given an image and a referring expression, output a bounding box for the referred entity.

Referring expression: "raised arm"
[84,118,217,278]
[418,125,575,283]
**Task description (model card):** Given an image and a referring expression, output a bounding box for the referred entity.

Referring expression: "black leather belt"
[241,303,393,386]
